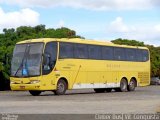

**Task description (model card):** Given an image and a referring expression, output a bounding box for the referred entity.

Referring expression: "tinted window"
[74,44,88,59]
[58,42,149,62]
[88,45,101,59]
[142,50,149,61]
[45,42,57,61]
[126,48,136,61]
[114,47,125,60]
[136,49,143,62]
[102,46,114,60]
[59,42,74,58]
[43,42,57,75]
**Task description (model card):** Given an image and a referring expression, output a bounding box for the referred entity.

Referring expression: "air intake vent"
[138,72,150,84]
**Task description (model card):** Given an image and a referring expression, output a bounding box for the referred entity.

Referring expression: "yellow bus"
[10,38,150,96]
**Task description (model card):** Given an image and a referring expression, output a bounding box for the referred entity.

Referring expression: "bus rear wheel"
[94,88,105,93]
[115,78,128,92]
[29,90,41,96]
[128,79,136,91]
[54,79,67,95]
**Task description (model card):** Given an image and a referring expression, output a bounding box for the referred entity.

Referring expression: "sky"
[0,0,160,46]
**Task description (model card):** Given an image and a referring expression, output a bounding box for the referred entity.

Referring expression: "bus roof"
[16,38,148,49]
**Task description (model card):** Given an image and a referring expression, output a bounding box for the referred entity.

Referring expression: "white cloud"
[0,0,159,10]
[109,17,129,33]
[0,7,39,30]
[154,24,160,32]
[107,17,160,46]
[57,20,65,28]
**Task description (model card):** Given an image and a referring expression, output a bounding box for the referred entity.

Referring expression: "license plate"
[20,86,25,89]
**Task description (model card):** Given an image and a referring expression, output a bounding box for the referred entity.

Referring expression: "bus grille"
[138,72,150,84]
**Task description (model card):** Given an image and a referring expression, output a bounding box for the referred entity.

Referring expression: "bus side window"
[88,45,101,60]
[102,46,114,60]
[59,43,74,58]
[136,49,143,62]
[142,50,149,62]
[126,48,136,61]
[114,47,125,61]
[74,44,88,59]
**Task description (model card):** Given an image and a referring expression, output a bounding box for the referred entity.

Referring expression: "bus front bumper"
[10,83,41,91]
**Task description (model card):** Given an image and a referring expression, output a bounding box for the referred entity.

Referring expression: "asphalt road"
[0,86,160,114]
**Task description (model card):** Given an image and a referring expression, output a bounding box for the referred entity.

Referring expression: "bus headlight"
[10,81,16,84]
[30,80,40,84]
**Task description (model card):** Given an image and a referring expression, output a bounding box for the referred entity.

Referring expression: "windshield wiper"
[14,45,29,77]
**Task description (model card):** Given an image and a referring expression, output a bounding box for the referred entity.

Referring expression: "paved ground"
[0,86,160,114]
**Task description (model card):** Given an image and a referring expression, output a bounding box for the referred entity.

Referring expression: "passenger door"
[42,42,57,89]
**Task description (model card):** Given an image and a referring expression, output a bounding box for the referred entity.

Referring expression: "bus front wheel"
[54,79,67,95]
[29,90,41,96]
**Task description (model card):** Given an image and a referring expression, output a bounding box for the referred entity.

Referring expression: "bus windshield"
[11,43,44,77]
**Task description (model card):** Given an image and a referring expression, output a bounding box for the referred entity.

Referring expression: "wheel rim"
[129,80,135,90]
[121,80,127,90]
[58,82,65,93]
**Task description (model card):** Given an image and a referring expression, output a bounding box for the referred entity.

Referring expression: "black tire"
[128,79,136,91]
[105,88,112,92]
[120,78,128,92]
[94,88,105,93]
[115,78,128,92]
[29,91,41,96]
[54,79,67,95]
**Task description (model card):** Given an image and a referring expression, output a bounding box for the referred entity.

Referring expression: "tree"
[54,27,76,38]
[111,38,144,46]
